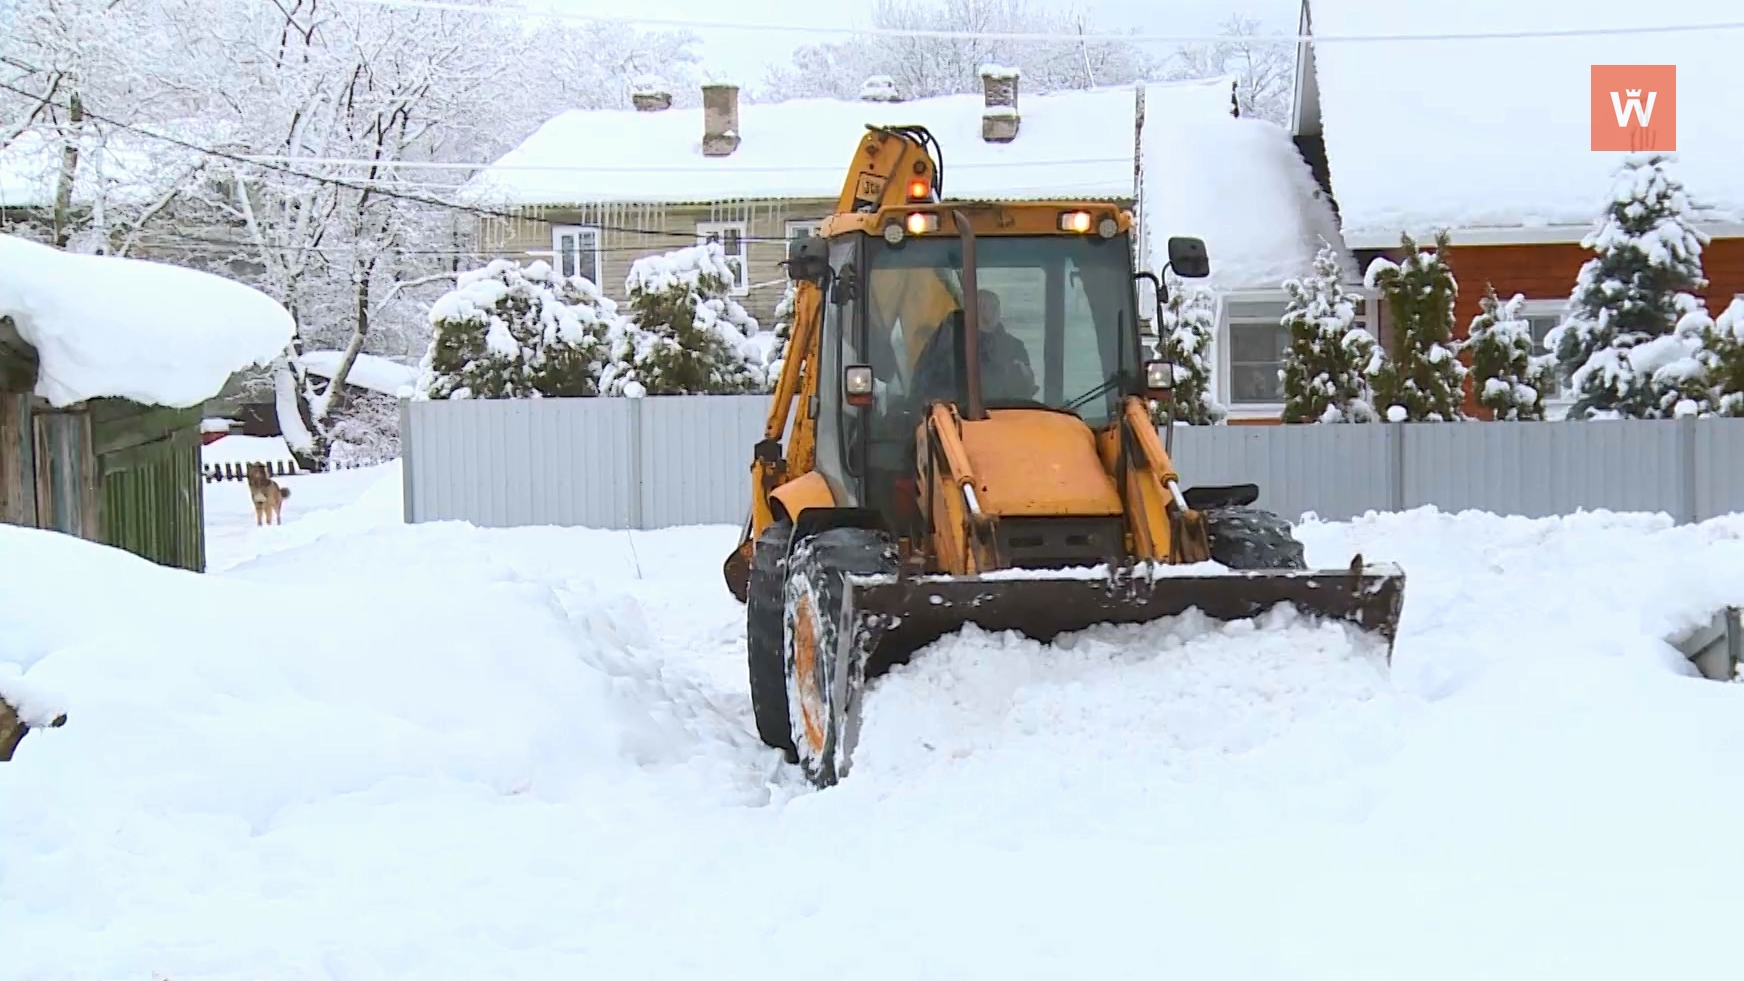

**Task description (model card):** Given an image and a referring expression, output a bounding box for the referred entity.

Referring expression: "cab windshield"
[859,234,1138,440]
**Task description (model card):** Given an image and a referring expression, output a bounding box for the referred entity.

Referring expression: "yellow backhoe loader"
[723,124,1405,787]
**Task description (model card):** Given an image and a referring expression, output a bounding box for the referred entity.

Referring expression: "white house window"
[1518,298,1575,402]
[1217,287,1378,413]
[697,220,749,294]
[552,225,601,285]
[785,219,824,242]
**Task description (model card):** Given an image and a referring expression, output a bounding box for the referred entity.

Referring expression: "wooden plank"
[91,404,202,457]
[0,392,36,526]
[96,423,206,571]
[31,409,97,539]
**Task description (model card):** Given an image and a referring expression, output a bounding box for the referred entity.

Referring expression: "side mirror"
[786,234,830,283]
[1144,359,1174,401]
[1133,271,1161,332]
[1166,236,1210,279]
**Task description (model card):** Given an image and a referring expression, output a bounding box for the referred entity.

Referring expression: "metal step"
[1670,607,1742,682]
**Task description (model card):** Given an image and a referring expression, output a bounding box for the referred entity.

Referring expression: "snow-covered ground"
[6,468,1744,980]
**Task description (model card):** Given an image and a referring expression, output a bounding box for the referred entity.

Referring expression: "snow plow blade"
[847,561,1406,679]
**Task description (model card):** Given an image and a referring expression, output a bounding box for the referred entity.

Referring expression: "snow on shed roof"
[298,350,418,398]
[1141,82,1347,290]
[1306,0,1744,246]
[0,234,294,409]
[463,83,1167,207]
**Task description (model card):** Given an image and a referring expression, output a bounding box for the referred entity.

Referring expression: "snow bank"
[0,234,294,408]
[1309,0,1744,243]
[298,350,418,398]
[8,493,1744,978]
[1140,81,1346,288]
[464,85,1145,206]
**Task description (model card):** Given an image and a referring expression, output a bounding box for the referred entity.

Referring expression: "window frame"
[1516,297,1576,407]
[550,224,602,286]
[785,219,825,243]
[1216,286,1379,418]
[697,220,751,295]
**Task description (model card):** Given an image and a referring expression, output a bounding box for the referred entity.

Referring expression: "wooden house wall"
[484,199,841,326]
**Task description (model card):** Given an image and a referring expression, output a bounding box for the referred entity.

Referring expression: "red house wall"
[1365,236,1744,417]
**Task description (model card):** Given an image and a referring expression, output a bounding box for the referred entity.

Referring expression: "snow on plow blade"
[847,562,1406,679]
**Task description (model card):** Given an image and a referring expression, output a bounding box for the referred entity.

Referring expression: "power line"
[334,0,1744,46]
[0,75,804,244]
[237,153,1129,173]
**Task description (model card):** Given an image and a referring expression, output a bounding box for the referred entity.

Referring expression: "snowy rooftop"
[464,82,1195,207]
[1141,82,1345,290]
[1306,0,1744,245]
[0,235,294,409]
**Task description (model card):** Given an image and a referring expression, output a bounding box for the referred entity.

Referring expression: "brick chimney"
[979,64,1020,142]
[631,75,671,112]
[859,75,902,103]
[702,83,741,157]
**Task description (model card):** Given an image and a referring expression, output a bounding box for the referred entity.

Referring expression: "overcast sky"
[551,0,1300,90]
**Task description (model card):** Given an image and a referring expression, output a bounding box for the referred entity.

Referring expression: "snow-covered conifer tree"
[1545,153,1712,419]
[1700,299,1744,417]
[1466,285,1552,421]
[1149,277,1225,425]
[418,259,616,399]
[1279,243,1377,423]
[606,242,765,395]
[1365,231,1467,422]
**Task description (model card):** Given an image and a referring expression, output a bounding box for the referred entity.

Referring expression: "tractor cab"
[785,202,1204,543]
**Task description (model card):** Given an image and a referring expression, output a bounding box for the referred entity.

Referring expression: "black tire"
[783,527,898,788]
[1201,506,1307,571]
[747,518,795,757]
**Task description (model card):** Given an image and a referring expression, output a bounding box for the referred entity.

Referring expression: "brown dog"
[246,463,291,525]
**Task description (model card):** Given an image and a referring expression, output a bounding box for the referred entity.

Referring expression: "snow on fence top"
[462,85,1147,207]
[0,234,294,409]
[1308,0,1744,244]
[1140,80,1344,289]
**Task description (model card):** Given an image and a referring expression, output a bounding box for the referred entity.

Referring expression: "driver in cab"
[910,289,1037,405]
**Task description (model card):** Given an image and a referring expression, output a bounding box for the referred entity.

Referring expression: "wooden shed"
[1,315,207,572]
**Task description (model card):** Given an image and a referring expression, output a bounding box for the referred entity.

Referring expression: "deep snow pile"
[0,233,294,408]
[5,485,1744,979]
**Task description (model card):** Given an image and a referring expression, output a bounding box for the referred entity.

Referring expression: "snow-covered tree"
[1148,277,1225,425]
[759,281,799,391]
[759,0,1160,101]
[418,259,617,399]
[1700,299,1744,417]
[1163,14,1292,124]
[1365,231,1468,422]
[1545,154,1712,420]
[1279,243,1377,423]
[1466,285,1552,421]
[606,242,765,396]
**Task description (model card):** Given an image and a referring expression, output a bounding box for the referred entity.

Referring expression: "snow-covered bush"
[324,390,401,464]
[758,281,799,391]
[1700,299,1744,417]
[1149,277,1225,425]
[418,259,617,399]
[606,242,766,396]
[1466,285,1553,421]
[1545,154,1712,420]
[1365,231,1467,422]
[1280,243,1377,423]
